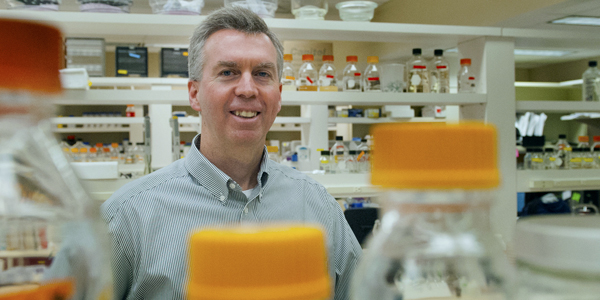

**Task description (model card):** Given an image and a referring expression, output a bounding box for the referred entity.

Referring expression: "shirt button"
[244,207,248,214]
[219,195,225,201]
[229,183,236,189]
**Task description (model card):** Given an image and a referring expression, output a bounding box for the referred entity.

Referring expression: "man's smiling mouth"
[231,111,260,118]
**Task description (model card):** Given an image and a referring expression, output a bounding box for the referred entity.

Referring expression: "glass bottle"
[352,123,514,300]
[569,148,583,169]
[523,148,533,170]
[582,60,599,101]
[364,56,381,92]
[319,55,338,91]
[529,148,545,170]
[330,136,348,174]
[544,147,557,170]
[297,54,318,91]
[430,49,450,93]
[357,150,369,173]
[319,150,331,174]
[554,134,571,169]
[0,18,112,299]
[343,55,362,92]
[126,104,136,117]
[281,54,297,91]
[407,48,430,93]
[458,58,477,93]
[347,150,357,173]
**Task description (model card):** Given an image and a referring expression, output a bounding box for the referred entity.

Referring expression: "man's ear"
[188,80,201,112]
[277,83,282,113]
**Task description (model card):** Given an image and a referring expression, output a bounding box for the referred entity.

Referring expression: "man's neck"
[199,136,263,190]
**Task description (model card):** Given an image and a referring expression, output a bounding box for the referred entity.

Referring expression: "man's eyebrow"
[255,62,276,70]
[215,61,238,69]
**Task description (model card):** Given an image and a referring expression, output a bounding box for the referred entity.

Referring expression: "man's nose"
[235,72,257,98]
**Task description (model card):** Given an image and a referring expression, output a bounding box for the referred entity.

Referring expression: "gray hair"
[188,6,284,82]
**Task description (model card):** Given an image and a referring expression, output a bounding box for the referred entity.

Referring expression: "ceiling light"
[514,49,572,56]
[550,16,600,26]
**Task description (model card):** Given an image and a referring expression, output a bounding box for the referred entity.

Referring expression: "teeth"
[234,111,258,118]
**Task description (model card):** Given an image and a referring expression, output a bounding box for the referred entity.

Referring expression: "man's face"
[188,29,282,148]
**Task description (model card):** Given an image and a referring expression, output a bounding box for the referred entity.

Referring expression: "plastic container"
[224,0,277,18]
[187,225,331,300]
[351,123,514,300]
[458,58,477,93]
[0,18,112,299]
[150,0,203,14]
[291,0,327,20]
[515,216,600,300]
[78,0,132,13]
[335,1,378,22]
[5,0,60,10]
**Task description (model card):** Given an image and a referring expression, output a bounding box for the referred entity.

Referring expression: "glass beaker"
[380,63,405,93]
[224,0,278,18]
[291,0,328,20]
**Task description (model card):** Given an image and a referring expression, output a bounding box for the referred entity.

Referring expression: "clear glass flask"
[0,19,112,299]
[319,55,338,91]
[364,56,381,92]
[298,54,318,91]
[351,123,515,300]
[343,55,362,92]
[407,48,430,93]
[281,54,297,91]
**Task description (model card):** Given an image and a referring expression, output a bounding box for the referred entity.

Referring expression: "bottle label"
[413,65,426,69]
[357,151,365,161]
[411,74,422,86]
[326,75,334,78]
[468,76,475,80]
[584,158,594,162]
[354,73,361,76]
[126,111,135,117]
[367,77,380,81]
[436,65,447,69]
[549,157,556,162]
[298,86,318,91]
[285,76,295,80]
[571,158,582,163]
[532,158,544,163]
[319,86,338,92]
[306,76,314,84]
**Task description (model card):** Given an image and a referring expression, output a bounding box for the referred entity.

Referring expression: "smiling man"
[101,7,361,300]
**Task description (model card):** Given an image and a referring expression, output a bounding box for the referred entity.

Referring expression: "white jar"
[515,216,600,299]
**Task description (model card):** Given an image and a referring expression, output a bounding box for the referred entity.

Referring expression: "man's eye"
[221,70,233,76]
[256,71,271,78]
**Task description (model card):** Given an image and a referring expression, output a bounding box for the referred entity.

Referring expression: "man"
[101,6,362,300]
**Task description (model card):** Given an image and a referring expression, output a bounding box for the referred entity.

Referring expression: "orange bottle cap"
[283,54,293,61]
[70,148,79,153]
[322,55,334,62]
[578,136,589,143]
[346,55,358,62]
[302,54,314,61]
[460,58,472,65]
[96,143,103,147]
[112,143,119,148]
[90,148,97,153]
[594,136,600,142]
[0,19,62,95]
[370,122,499,190]
[80,148,88,153]
[367,56,379,63]
[188,225,331,300]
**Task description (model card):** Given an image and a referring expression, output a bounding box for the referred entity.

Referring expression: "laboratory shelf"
[516,101,600,113]
[328,117,445,124]
[307,173,379,198]
[52,127,133,133]
[0,249,54,258]
[514,80,582,88]
[90,77,188,87]
[51,90,487,106]
[50,117,145,124]
[517,169,600,193]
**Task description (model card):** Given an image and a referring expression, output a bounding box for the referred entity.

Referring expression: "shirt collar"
[184,134,270,204]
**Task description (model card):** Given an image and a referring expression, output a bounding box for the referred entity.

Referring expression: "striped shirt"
[101,135,362,300]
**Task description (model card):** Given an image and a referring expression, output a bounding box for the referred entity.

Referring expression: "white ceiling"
[495,0,600,68]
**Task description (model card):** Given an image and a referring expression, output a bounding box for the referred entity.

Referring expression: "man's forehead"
[204,30,277,65]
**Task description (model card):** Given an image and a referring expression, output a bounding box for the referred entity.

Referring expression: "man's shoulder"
[101,160,187,221]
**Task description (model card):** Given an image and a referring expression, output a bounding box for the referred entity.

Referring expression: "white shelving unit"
[6,8,598,245]
[517,170,600,193]
[516,101,600,113]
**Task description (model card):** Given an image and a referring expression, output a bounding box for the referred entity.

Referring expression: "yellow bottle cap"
[370,122,499,189]
[267,145,279,153]
[70,148,79,153]
[367,56,379,63]
[187,225,331,300]
[111,143,119,148]
[80,148,88,153]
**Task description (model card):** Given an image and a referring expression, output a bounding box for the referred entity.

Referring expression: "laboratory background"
[1,0,600,298]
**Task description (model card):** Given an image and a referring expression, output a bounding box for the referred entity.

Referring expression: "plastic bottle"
[554,134,571,169]
[357,149,369,173]
[297,146,311,171]
[343,55,362,92]
[70,147,81,162]
[430,49,450,93]
[281,54,297,91]
[126,104,136,117]
[297,54,318,91]
[330,136,348,174]
[0,19,112,298]
[352,123,514,300]
[577,136,590,148]
[582,60,599,101]
[349,137,360,151]
[88,147,98,162]
[407,48,430,93]
[458,58,477,93]
[319,150,331,173]
[363,56,381,92]
[110,142,121,162]
[318,55,338,91]
[79,147,89,162]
